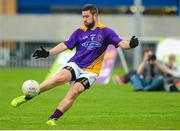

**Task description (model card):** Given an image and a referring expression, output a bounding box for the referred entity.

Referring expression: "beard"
[84,20,95,29]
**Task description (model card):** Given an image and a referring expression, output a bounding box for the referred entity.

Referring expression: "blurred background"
[0,1,180,129]
[0,0,180,69]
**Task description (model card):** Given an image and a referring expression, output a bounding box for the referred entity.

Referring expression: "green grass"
[0,68,180,130]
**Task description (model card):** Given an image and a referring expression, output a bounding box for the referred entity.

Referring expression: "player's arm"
[32,42,68,59]
[106,28,138,49]
[118,36,139,49]
[32,28,79,59]
[49,42,68,56]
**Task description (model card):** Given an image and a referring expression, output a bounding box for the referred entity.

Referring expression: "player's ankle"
[49,109,63,120]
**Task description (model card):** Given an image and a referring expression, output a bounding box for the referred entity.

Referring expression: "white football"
[22,80,40,97]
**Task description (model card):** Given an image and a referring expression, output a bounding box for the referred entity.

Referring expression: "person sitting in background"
[164,54,180,90]
[113,70,136,84]
[130,48,165,91]
[113,51,176,85]
[151,54,180,91]
[165,54,177,70]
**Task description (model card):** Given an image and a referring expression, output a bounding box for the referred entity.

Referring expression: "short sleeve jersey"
[64,23,122,75]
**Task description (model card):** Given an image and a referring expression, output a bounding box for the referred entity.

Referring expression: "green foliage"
[0,68,180,129]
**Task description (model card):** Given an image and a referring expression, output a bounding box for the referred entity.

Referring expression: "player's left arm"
[118,36,139,49]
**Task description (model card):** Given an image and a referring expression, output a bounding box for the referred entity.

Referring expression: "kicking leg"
[11,69,72,108]
[39,69,72,93]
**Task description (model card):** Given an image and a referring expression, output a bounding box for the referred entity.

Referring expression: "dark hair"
[82,4,98,15]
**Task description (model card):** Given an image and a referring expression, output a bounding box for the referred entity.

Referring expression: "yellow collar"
[80,22,106,31]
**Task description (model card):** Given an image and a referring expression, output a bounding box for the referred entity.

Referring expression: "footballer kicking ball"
[22,80,40,97]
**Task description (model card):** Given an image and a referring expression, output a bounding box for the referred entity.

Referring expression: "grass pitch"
[0,68,180,130]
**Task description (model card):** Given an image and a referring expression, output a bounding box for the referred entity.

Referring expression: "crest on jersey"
[98,35,102,42]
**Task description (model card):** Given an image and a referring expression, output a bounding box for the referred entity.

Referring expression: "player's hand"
[32,46,49,59]
[129,36,139,48]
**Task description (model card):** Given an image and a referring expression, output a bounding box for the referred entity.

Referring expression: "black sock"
[49,109,63,120]
[25,92,41,100]
[25,95,33,100]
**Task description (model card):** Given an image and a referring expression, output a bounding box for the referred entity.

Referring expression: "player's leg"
[11,68,73,108]
[47,81,86,125]
[39,68,72,93]
[47,72,97,126]
[58,79,88,112]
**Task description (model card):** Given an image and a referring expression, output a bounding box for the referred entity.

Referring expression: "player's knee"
[75,77,90,90]
[70,84,84,99]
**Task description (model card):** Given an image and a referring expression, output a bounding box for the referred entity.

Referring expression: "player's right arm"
[33,29,79,59]
[49,42,68,56]
[50,28,79,55]
[32,43,68,59]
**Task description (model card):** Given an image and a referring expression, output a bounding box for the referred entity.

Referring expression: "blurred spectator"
[113,50,180,92]
[113,70,136,84]
[130,48,165,91]
[165,54,177,70]
[151,54,180,91]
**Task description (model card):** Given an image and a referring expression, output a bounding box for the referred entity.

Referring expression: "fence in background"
[0,42,57,68]
[0,41,157,69]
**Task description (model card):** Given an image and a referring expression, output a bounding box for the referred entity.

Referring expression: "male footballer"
[11,4,139,126]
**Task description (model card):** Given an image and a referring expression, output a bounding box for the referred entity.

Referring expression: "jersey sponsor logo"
[81,41,102,50]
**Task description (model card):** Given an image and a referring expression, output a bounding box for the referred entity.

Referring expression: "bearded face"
[82,10,96,29]
[84,20,95,29]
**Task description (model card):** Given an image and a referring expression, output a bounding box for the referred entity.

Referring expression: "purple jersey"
[64,23,122,75]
